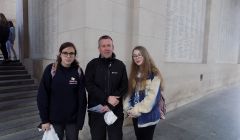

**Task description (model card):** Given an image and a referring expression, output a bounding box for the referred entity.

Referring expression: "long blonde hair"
[128,46,164,95]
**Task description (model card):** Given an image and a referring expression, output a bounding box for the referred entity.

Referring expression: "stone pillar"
[16,0,29,61]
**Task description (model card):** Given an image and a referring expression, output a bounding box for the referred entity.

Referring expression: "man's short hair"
[98,35,113,47]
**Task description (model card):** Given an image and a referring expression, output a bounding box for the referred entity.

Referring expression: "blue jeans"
[6,40,17,60]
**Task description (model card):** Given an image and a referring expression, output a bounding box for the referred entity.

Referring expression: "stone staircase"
[0,60,43,140]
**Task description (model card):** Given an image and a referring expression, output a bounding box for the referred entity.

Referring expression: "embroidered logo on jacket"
[69,77,77,84]
[112,72,118,74]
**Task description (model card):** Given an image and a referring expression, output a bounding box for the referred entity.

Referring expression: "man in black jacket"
[85,35,128,140]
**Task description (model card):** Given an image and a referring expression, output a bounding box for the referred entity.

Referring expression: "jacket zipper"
[107,63,111,95]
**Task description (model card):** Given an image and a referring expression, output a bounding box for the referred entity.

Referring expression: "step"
[31,135,43,140]
[0,105,38,121]
[0,61,43,139]
[0,66,25,70]
[0,74,31,81]
[0,108,38,123]
[0,127,42,140]
[0,115,40,136]
[0,98,36,111]
[0,79,34,87]
[0,70,28,75]
[0,84,38,93]
[0,90,37,102]
[0,61,22,66]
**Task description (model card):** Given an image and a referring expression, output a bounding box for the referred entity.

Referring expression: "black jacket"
[0,25,9,43]
[37,63,87,130]
[85,53,128,116]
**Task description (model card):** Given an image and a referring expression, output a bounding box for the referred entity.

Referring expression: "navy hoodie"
[37,63,87,130]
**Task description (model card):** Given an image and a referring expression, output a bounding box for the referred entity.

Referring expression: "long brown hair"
[56,42,80,68]
[0,13,9,27]
[128,46,164,95]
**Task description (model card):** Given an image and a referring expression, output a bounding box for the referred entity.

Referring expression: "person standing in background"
[6,20,17,61]
[0,13,9,62]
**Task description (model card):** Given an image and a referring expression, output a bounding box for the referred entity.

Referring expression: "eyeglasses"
[132,54,142,59]
[61,52,76,57]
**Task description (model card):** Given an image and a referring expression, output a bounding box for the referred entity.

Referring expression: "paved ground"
[123,85,240,140]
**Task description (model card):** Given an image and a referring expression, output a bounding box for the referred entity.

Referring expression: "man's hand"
[108,96,120,107]
[41,123,50,131]
[100,105,110,113]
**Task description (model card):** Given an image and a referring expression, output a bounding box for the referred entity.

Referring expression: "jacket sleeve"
[37,64,52,124]
[77,68,87,130]
[131,76,160,115]
[85,61,106,105]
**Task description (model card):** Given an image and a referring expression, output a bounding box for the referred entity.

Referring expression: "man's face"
[98,39,114,58]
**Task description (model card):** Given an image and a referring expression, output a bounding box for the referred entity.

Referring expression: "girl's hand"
[41,123,50,131]
[127,109,140,118]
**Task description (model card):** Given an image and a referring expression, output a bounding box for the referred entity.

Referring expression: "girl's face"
[132,49,144,66]
[60,47,76,67]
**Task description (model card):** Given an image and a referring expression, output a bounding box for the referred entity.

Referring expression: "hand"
[108,96,120,107]
[127,109,140,118]
[127,109,135,118]
[41,123,50,131]
[100,105,110,113]
[127,112,136,118]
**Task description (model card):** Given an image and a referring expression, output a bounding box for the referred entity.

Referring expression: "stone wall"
[0,0,16,20]
[25,0,240,138]
[26,0,240,110]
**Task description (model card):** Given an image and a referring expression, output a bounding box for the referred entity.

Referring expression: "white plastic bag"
[42,125,59,140]
[104,111,118,125]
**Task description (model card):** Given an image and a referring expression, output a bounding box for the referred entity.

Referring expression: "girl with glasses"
[37,42,87,140]
[124,46,164,140]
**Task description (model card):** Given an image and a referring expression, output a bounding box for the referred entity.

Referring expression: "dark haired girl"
[37,42,87,140]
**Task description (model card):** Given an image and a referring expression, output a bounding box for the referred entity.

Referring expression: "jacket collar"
[98,53,116,62]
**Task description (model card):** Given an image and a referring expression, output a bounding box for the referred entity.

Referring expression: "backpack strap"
[77,66,82,77]
[51,62,82,78]
[159,92,166,119]
[51,63,57,78]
